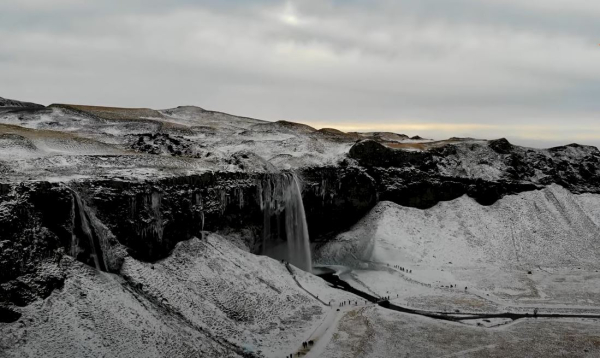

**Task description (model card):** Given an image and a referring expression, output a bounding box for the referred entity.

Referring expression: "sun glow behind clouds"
[278,2,305,26]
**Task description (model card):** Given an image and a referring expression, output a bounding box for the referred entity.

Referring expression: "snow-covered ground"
[0,234,363,358]
[317,185,600,315]
[0,105,359,181]
[5,188,600,357]
[319,306,600,357]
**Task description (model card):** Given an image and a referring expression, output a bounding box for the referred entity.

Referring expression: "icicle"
[192,191,205,240]
[220,190,228,214]
[70,197,78,258]
[150,191,164,240]
[238,188,244,209]
[200,210,205,240]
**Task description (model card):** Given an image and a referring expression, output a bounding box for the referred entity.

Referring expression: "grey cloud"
[0,0,599,148]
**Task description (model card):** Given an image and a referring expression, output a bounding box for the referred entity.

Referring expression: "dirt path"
[283,263,374,357]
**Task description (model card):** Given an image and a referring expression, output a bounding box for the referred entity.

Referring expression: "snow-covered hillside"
[315,185,600,315]
[0,234,360,358]
[317,184,600,269]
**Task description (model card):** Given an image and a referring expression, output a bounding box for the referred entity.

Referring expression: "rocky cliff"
[1,99,599,320]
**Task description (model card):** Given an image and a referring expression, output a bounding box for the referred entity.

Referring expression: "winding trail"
[369,260,600,316]
[283,263,373,358]
[319,270,600,324]
[284,262,600,357]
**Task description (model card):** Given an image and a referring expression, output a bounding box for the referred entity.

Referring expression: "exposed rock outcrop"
[349,139,600,205]
[0,97,44,109]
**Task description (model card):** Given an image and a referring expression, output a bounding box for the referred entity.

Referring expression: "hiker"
[465,286,468,291]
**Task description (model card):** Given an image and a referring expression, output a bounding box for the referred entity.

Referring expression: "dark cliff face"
[349,139,600,208]
[302,166,378,241]
[0,169,377,307]
[0,183,70,308]
[75,173,265,262]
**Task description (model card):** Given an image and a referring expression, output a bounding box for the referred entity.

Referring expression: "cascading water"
[69,189,106,271]
[259,172,312,272]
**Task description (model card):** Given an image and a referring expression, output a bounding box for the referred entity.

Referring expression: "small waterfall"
[260,172,312,272]
[193,191,205,239]
[69,189,106,271]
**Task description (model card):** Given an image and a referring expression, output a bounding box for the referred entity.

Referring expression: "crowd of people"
[390,264,412,273]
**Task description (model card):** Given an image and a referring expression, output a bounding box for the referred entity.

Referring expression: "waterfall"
[260,172,312,272]
[69,189,106,271]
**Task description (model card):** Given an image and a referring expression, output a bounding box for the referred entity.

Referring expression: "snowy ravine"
[3,97,600,357]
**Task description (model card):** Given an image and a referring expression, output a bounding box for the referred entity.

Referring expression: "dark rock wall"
[0,183,70,307]
[74,173,265,262]
[0,169,377,306]
[302,166,378,241]
[350,139,600,197]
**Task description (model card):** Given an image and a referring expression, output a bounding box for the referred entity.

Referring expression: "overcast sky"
[1,0,599,147]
